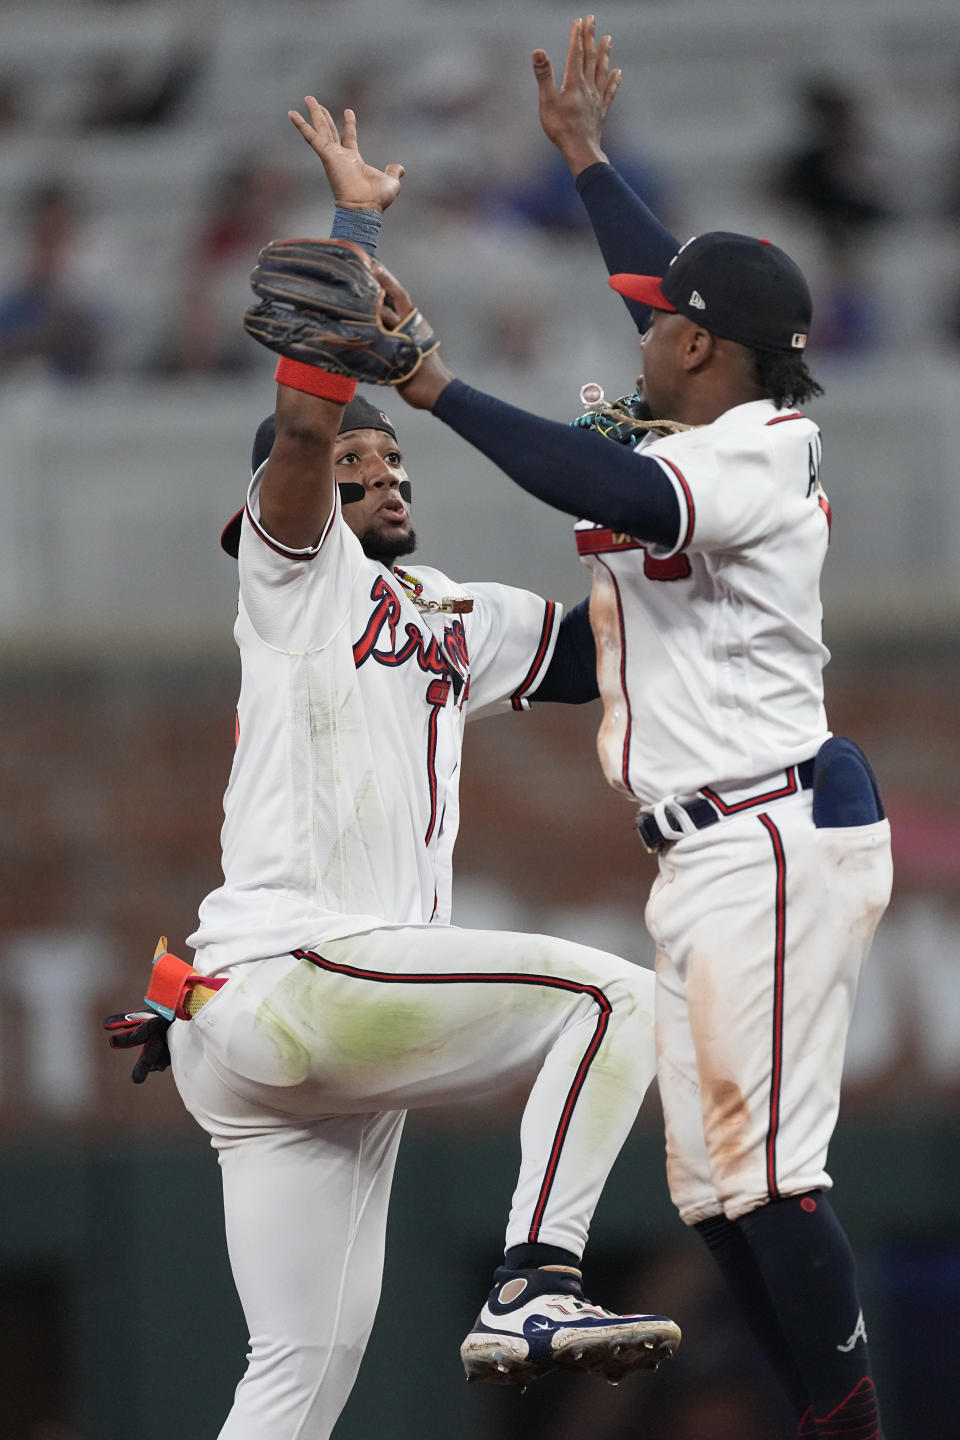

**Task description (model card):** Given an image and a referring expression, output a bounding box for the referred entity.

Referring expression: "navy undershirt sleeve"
[530,598,598,704]
[575,162,680,333]
[432,380,681,548]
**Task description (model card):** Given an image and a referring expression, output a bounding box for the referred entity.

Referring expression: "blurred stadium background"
[1,1,959,1436]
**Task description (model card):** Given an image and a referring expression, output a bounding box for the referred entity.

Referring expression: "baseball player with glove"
[255,18,891,1440]
[107,100,681,1440]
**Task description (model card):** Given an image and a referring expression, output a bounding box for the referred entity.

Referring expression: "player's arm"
[531,598,598,704]
[374,259,680,546]
[255,104,406,549]
[431,380,680,546]
[257,382,345,551]
[533,15,678,332]
[288,98,405,256]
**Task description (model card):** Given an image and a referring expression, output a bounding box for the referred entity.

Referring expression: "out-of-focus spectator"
[938,72,960,350]
[810,236,880,354]
[770,79,892,355]
[0,77,25,131]
[148,154,301,375]
[77,44,206,130]
[0,180,104,380]
[772,79,891,245]
[489,133,671,241]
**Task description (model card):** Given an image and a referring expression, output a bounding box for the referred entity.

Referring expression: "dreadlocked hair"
[750,349,824,409]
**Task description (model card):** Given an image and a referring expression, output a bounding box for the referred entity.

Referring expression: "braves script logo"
[352,576,470,848]
[353,575,468,685]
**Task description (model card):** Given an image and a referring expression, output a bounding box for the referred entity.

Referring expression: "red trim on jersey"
[509,600,559,706]
[244,491,338,561]
[765,412,805,425]
[423,700,439,842]
[656,457,695,550]
[759,813,788,1201]
[575,529,644,556]
[818,493,832,532]
[576,528,691,580]
[293,948,613,1242]
[701,768,799,815]
[423,679,450,845]
[533,996,611,1240]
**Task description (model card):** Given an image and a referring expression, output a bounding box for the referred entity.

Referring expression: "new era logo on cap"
[610,231,813,354]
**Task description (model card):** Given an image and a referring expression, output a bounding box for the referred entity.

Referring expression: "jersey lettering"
[352,580,473,843]
[805,437,831,532]
[576,527,692,583]
[643,551,692,582]
[442,618,470,686]
[353,576,459,678]
[805,438,821,497]
[576,528,644,556]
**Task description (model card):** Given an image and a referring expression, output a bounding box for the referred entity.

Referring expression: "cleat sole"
[460,1335,541,1388]
[552,1319,682,1382]
[461,1321,681,1386]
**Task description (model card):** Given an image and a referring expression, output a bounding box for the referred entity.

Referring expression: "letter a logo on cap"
[688,290,706,310]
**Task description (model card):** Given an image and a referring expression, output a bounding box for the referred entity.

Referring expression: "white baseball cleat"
[460,1265,681,1387]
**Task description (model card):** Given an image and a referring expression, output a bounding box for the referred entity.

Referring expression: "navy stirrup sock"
[503,1242,581,1273]
[696,1211,809,1419]
[737,1193,884,1439]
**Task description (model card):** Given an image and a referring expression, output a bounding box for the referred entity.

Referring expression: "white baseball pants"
[170,922,656,1440]
[645,792,892,1225]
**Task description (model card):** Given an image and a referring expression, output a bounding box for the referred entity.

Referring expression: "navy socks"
[696,1210,809,1419]
[503,1242,581,1272]
[734,1192,884,1438]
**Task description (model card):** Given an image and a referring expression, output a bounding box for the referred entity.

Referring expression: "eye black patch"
[338,482,413,505]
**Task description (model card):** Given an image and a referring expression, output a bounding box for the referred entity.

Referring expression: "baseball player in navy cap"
[379,16,894,1440]
[107,97,683,1440]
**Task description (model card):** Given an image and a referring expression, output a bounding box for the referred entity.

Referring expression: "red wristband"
[275,357,357,402]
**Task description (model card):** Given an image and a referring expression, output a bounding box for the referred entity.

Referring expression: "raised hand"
[532,14,621,176]
[288,99,405,212]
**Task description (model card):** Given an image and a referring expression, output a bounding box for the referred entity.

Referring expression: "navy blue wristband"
[330,207,382,256]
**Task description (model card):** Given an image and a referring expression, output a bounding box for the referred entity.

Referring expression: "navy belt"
[636,758,816,853]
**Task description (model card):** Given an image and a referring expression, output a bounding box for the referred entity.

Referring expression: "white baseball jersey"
[575,399,832,806]
[173,470,665,1440]
[189,469,561,971]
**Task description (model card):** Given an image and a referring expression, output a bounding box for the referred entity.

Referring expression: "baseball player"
[372,16,894,1440]
[107,102,680,1440]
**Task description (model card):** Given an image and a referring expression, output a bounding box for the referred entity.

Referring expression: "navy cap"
[220,395,400,557]
[610,231,812,353]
